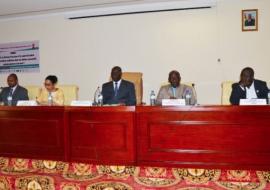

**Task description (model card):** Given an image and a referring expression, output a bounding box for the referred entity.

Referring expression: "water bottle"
[150,90,156,106]
[93,87,102,106]
[0,88,3,105]
[48,92,53,106]
[268,91,270,105]
[7,95,12,106]
[185,90,192,106]
[97,93,103,106]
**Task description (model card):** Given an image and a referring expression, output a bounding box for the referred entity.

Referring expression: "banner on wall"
[0,41,40,73]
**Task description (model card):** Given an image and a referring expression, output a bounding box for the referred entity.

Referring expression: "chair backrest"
[160,82,194,88]
[122,72,143,105]
[25,85,41,100]
[59,85,79,105]
[25,85,79,105]
[221,81,234,105]
[109,72,143,105]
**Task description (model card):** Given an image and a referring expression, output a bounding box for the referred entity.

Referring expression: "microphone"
[192,83,198,105]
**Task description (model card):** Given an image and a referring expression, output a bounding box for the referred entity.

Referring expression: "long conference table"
[0,105,270,170]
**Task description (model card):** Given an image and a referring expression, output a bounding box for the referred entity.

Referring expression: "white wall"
[0,0,269,104]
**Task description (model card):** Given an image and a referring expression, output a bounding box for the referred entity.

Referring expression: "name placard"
[17,100,38,106]
[70,100,92,106]
[162,99,186,106]
[240,99,267,105]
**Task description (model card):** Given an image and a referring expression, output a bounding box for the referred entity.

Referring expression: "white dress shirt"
[240,82,257,99]
[10,85,18,95]
[171,87,177,97]
[113,79,122,90]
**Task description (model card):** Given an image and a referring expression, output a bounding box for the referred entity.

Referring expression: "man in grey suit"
[0,73,29,106]
[156,70,197,105]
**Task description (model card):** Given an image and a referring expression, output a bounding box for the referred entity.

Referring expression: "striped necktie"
[114,82,118,97]
[9,88,13,96]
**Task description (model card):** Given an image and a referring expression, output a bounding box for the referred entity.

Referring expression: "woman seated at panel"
[37,75,65,106]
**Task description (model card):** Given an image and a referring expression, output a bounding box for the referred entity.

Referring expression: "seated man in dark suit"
[230,67,269,105]
[102,66,136,106]
[0,73,29,106]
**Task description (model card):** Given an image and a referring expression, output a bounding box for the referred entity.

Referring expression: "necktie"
[114,82,118,97]
[9,88,13,96]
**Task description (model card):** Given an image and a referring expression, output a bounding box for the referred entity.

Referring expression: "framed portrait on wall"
[242,9,258,31]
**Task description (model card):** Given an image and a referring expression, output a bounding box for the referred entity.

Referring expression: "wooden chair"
[122,72,143,105]
[221,81,234,105]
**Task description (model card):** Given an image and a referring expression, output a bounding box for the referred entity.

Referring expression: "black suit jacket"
[0,85,29,106]
[102,79,136,106]
[230,79,269,105]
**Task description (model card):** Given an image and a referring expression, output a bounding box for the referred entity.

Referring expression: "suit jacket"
[0,85,29,106]
[102,79,136,106]
[230,79,269,105]
[156,84,197,105]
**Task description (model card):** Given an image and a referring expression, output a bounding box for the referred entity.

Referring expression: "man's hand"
[239,81,246,88]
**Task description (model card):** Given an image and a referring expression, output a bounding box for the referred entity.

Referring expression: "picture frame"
[242,9,258,31]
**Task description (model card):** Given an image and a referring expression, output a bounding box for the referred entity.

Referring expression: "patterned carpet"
[1,157,270,190]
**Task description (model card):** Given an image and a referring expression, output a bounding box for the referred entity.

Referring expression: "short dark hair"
[168,70,181,81]
[45,75,58,84]
[8,73,18,81]
[241,67,254,77]
[111,66,122,73]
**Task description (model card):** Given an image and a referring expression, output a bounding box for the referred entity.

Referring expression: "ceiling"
[0,0,173,18]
